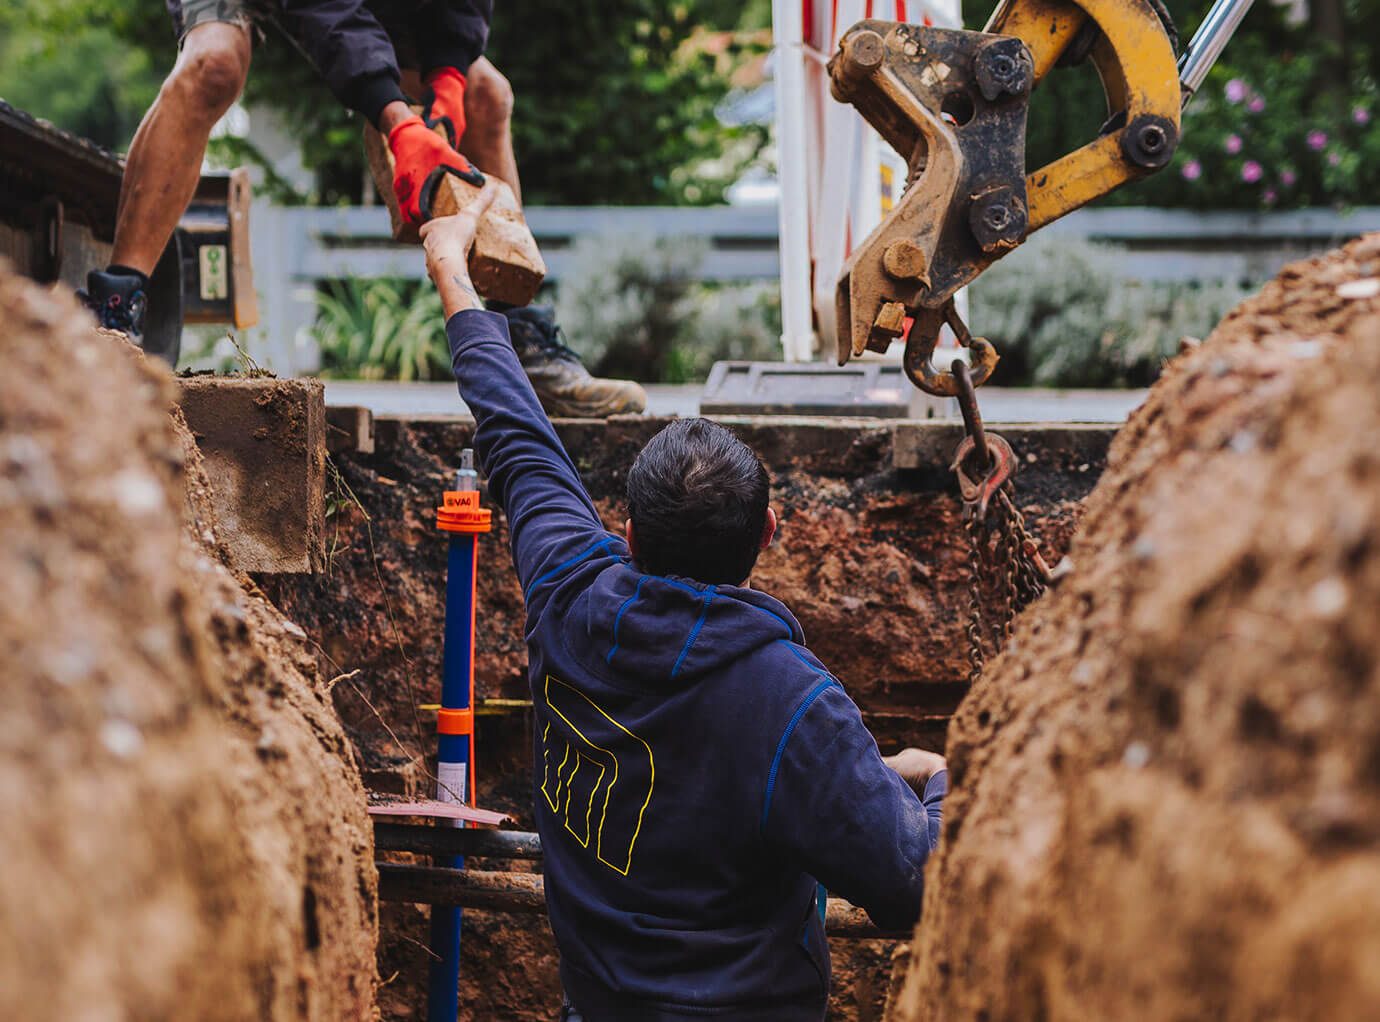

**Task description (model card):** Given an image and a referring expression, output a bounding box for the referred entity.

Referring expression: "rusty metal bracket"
[951,358,990,467]
[829,20,1032,366]
[829,0,1181,392]
[949,359,1015,521]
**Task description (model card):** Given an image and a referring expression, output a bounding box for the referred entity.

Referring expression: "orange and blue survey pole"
[428,448,491,1022]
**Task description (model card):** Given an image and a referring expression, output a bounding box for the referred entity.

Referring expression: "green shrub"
[554,234,780,382]
[312,279,449,381]
[969,236,1255,387]
[553,234,704,380]
[308,244,782,384]
[679,281,782,381]
[306,236,1252,389]
[1138,37,1380,210]
[1024,1,1379,211]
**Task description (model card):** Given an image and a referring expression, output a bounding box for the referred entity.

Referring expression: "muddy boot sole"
[532,379,649,419]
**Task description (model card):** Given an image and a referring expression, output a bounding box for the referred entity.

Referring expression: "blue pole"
[428,451,486,1022]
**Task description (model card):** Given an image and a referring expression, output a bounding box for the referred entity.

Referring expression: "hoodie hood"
[575,559,805,686]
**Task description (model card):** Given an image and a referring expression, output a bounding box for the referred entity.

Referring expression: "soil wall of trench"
[262,407,1111,1019]
[891,235,1380,1021]
[0,268,377,1021]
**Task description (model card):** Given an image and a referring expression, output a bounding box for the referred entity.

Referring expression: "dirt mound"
[0,268,377,1020]
[891,234,1380,1021]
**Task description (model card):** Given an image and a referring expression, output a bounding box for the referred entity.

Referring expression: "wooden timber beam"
[376,862,905,941]
[374,822,543,860]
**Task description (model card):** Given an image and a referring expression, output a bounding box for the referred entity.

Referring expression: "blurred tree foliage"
[0,0,767,206]
[3,0,1372,208]
[486,5,768,204]
[0,1,167,150]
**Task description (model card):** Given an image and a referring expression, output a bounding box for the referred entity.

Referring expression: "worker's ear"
[624,518,637,557]
[760,507,777,551]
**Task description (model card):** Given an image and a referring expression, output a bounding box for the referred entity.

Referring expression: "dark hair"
[625,418,770,585]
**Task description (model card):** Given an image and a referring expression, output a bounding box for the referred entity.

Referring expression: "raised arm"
[422,197,617,597]
[277,0,409,122]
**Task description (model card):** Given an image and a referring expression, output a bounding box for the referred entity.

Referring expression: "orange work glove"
[422,66,468,150]
[388,115,485,226]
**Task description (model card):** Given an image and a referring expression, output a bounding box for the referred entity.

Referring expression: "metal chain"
[950,351,1055,682]
[963,513,987,683]
[997,513,1020,643]
[997,486,1050,611]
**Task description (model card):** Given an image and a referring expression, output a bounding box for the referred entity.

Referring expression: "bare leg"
[111,21,252,275]
[458,58,521,206]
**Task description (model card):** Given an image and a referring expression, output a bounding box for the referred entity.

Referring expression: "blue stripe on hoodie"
[606,576,648,665]
[447,310,944,1021]
[670,587,715,678]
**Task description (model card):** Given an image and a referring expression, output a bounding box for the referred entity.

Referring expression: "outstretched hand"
[882,747,947,796]
[421,180,500,318]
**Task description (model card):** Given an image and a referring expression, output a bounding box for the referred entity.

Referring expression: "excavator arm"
[828,0,1256,395]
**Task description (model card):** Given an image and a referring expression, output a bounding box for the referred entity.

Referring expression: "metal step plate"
[700,360,948,418]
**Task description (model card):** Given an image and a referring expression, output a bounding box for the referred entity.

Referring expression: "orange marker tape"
[437,708,475,735]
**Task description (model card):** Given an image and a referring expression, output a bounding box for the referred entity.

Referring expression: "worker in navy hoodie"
[421,187,949,1021]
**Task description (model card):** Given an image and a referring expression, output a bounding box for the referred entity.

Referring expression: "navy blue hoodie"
[448,311,945,1021]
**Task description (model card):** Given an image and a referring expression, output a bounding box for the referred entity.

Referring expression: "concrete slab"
[177,376,326,574]
[893,421,1116,473]
[979,387,1149,423]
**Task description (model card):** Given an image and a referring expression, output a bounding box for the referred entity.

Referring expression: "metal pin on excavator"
[829,0,1256,396]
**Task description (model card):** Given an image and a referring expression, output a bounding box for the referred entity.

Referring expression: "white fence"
[245,202,1380,373]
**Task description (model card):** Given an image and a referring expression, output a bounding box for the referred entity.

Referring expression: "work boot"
[78,268,147,343]
[501,305,647,418]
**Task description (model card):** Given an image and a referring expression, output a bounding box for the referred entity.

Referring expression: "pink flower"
[1225,79,1248,103]
[1280,169,1297,186]
[1224,134,1243,154]
[1241,161,1263,183]
[1263,189,1277,205]
[1247,96,1266,113]
[1355,107,1372,125]
[1181,159,1203,181]
[1307,130,1328,151]
[1328,152,1341,167]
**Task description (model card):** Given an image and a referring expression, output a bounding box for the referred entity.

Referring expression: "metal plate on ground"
[700,361,948,418]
